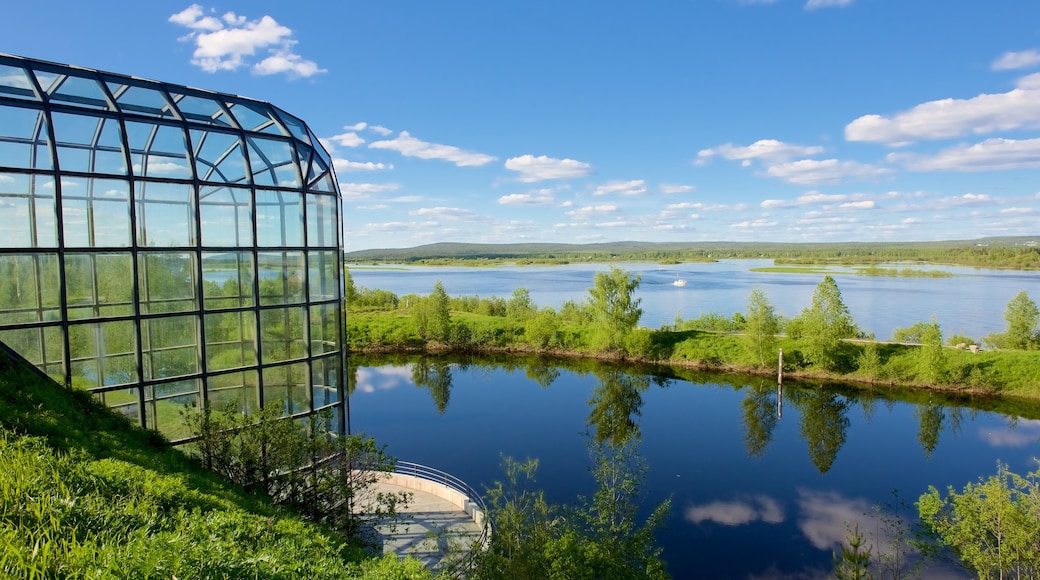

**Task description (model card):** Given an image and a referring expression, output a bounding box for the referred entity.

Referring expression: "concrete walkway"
[368,481,485,571]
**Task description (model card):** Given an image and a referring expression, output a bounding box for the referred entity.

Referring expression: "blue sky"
[4,1,1040,250]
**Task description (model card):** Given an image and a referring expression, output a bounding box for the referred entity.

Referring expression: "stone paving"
[368,481,485,571]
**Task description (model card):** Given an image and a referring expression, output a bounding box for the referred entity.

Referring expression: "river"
[348,354,1040,578]
[347,260,1040,342]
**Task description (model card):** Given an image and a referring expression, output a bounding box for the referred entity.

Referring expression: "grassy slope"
[0,349,431,579]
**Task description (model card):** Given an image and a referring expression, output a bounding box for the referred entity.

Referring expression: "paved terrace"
[360,464,489,573]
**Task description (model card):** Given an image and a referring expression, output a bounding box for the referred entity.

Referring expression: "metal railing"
[393,461,491,577]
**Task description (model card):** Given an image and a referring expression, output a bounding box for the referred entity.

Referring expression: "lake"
[347,260,1040,342]
[348,354,1040,578]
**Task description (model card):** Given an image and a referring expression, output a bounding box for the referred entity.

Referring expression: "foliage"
[182,401,409,543]
[986,291,1040,350]
[917,462,1040,579]
[587,267,643,352]
[472,438,670,579]
[743,289,779,368]
[790,276,859,371]
[917,317,946,385]
[834,522,872,580]
[892,321,931,344]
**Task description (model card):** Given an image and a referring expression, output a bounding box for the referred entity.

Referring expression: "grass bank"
[0,347,431,579]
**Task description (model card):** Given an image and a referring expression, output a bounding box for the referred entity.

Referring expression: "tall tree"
[587,267,643,352]
[794,275,858,370]
[1003,290,1040,350]
[743,289,779,368]
[918,316,946,384]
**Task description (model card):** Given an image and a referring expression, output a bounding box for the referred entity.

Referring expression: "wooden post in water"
[777,348,783,419]
[777,348,783,385]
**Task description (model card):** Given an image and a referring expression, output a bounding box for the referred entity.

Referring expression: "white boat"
[672,272,687,287]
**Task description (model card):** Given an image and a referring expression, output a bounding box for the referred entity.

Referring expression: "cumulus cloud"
[840,200,876,209]
[684,496,785,526]
[765,159,889,186]
[761,192,849,208]
[660,183,695,194]
[566,204,617,219]
[732,219,779,229]
[505,154,592,182]
[170,4,325,77]
[338,182,400,200]
[333,159,393,172]
[498,190,555,205]
[697,139,824,165]
[992,49,1040,71]
[594,180,648,196]
[845,77,1040,144]
[410,206,489,222]
[805,0,853,9]
[328,132,365,148]
[369,131,496,167]
[354,367,413,394]
[891,137,1040,172]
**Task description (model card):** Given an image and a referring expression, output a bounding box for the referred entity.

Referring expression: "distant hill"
[343,236,1039,262]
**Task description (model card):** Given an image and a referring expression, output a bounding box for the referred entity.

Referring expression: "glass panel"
[51,112,126,175]
[147,379,201,440]
[204,310,257,371]
[191,128,248,184]
[262,361,310,415]
[199,185,252,247]
[309,172,336,194]
[227,100,284,135]
[0,253,61,325]
[138,252,196,314]
[259,307,306,363]
[258,251,305,306]
[207,369,259,413]
[0,172,57,247]
[311,355,341,408]
[60,177,131,247]
[255,190,303,247]
[136,181,195,248]
[143,316,198,380]
[65,253,134,319]
[30,69,59,95]
[309,303,339,355]
[95,388,140,423]
[306,195,336,248]
[273,109,310,144]
[308,250,338,302]
[126,121,192,179]
[0,63,39,101]
[45,73,112,110]
[106,81,176,118]
[171,93,235,127]
[0,105,52,170]
[69,321,138,389]
[247,137,299,187]
[202,252,255,309]
[0,326,64,373]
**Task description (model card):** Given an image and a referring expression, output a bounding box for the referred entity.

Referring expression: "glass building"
[0,54,346,442]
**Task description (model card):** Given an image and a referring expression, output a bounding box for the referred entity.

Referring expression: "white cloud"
[978,419,1040,447]
[566,204,617,218]
[370,125,392,136]
[732,219,779,228]
[504,154,592,182]
[1000,207,1033,214]
[805,0,852,9]
[992,50,1040,71]
[345,122,367,131]
[369,131,496,167]
[593,179,648,196]
[840,200,876,209]
[328,132,365,148]
[0,175,15,183]
[353,366,414,394]
[761,192,849,208]
[697,139,824,164]
[338,182,400,200]
[892,137,1040,172]
[684,496,785,526]
[333,159,393,172]
[411,206,489,222]
[498,192,555,205]
[170,5,324,77]
[765,159,889,186]
[845,79,1040,144]
[660,183,695,194]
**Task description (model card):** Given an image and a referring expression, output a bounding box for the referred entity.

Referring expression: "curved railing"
[393,461,491,576]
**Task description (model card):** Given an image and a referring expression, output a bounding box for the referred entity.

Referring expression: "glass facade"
[0,54,345,441]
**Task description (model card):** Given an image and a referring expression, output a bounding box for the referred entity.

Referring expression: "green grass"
[0,349,433,579]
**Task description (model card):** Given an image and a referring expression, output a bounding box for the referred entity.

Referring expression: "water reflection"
[411,357,454,414]
[789,389,850,474]
[741,382,779,458]
[587,369,650,445]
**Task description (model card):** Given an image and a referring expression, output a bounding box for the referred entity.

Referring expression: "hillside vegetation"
[0,348,431,579]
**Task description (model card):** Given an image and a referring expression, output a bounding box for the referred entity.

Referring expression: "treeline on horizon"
[342,236,1040,269]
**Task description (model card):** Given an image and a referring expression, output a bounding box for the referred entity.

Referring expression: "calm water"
[348,355,1040,579]
[348,260,1040,341]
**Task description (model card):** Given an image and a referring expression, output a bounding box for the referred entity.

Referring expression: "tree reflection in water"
[587,369,650,445]
[789,389,850,474]
[411,357,454,414]
[741,381,779,458]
